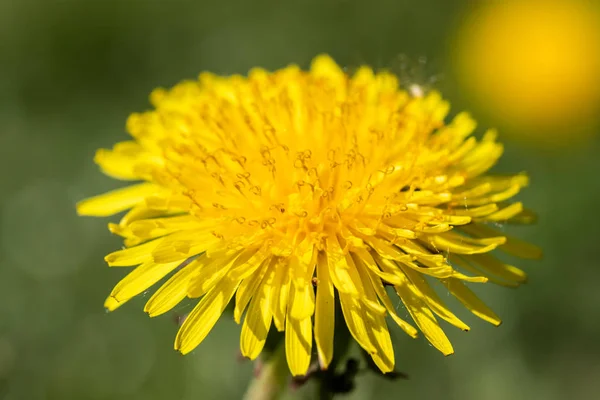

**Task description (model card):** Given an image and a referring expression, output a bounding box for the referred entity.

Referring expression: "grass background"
[1,0,600,399]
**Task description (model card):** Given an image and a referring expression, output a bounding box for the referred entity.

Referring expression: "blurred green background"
[2,0,600,399]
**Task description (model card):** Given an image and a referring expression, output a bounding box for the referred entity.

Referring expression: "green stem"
[243,343,288,400]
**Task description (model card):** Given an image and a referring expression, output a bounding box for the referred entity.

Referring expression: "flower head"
[78,55,541,376]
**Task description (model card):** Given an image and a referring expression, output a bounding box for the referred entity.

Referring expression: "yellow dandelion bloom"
[78,55,540,376]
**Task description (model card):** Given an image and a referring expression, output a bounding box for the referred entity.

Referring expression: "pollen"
[77,54,541,376]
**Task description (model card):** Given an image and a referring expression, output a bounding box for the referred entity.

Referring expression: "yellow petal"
[463,173,528,193]
[76,183,160,217]
[402,258,486,282]
[349,254,387,315]
[234,257,274,323]
[325,237,360,294]
[270,258,291,331]
[339,292,377,353]
[314,252,335,369]
[310,54,345,81]
[365,266,418,338]
[452,182,493,201]
[104,238,162,267]
[352,255,396,373]
[94,141,149,181]
[129,215,205,241]
[452,203,498,218]
[364,236,412,262]
[187,250,241,299]
[500,235,543,260]
[144,192,192,212]
[414,223,453,234]
[447,136,477,163]
[152,232,218,264]
[366,317,395,373]
[144,259,200,317]
[460,223,542,260]
[289,282,315,320]
[458,130,503,178]
[424,232,504,255]
[105,259,181,311]
[401,267,470,331]
[375,247,455,280]
[175,277,240,354]
[394,274,454,355]
[378,225,417,239]
[109,205,167,245]
[120,204,168,227]
[285,316,312,377]
[468,253,527,284]
[444,232,507,247]
[483,202,524,222]
[459,183,522,207]
[352,248,403,286]
[397,240,447,265]
[449,255,520,288]
[287,252,317,320]
[508,207,538,224]
[442,278,501,326]
[227,246,271,281]
[423,214,472,226]
[240,266,275,360]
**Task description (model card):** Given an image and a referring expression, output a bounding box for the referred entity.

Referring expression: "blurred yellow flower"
[452,0,600,145]
[78,55,540,376]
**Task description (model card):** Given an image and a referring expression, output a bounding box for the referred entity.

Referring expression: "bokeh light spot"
[452,0,600,146]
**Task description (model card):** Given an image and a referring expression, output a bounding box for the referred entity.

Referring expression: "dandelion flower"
[77,55,541,376]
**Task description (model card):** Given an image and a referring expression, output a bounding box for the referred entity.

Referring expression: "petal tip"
[104,296,121,311]
[175,341,192,355]
[143,303,161,318]
[75,199,97,217]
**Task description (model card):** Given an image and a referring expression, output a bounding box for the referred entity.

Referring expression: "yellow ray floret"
[78,54,540,376]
